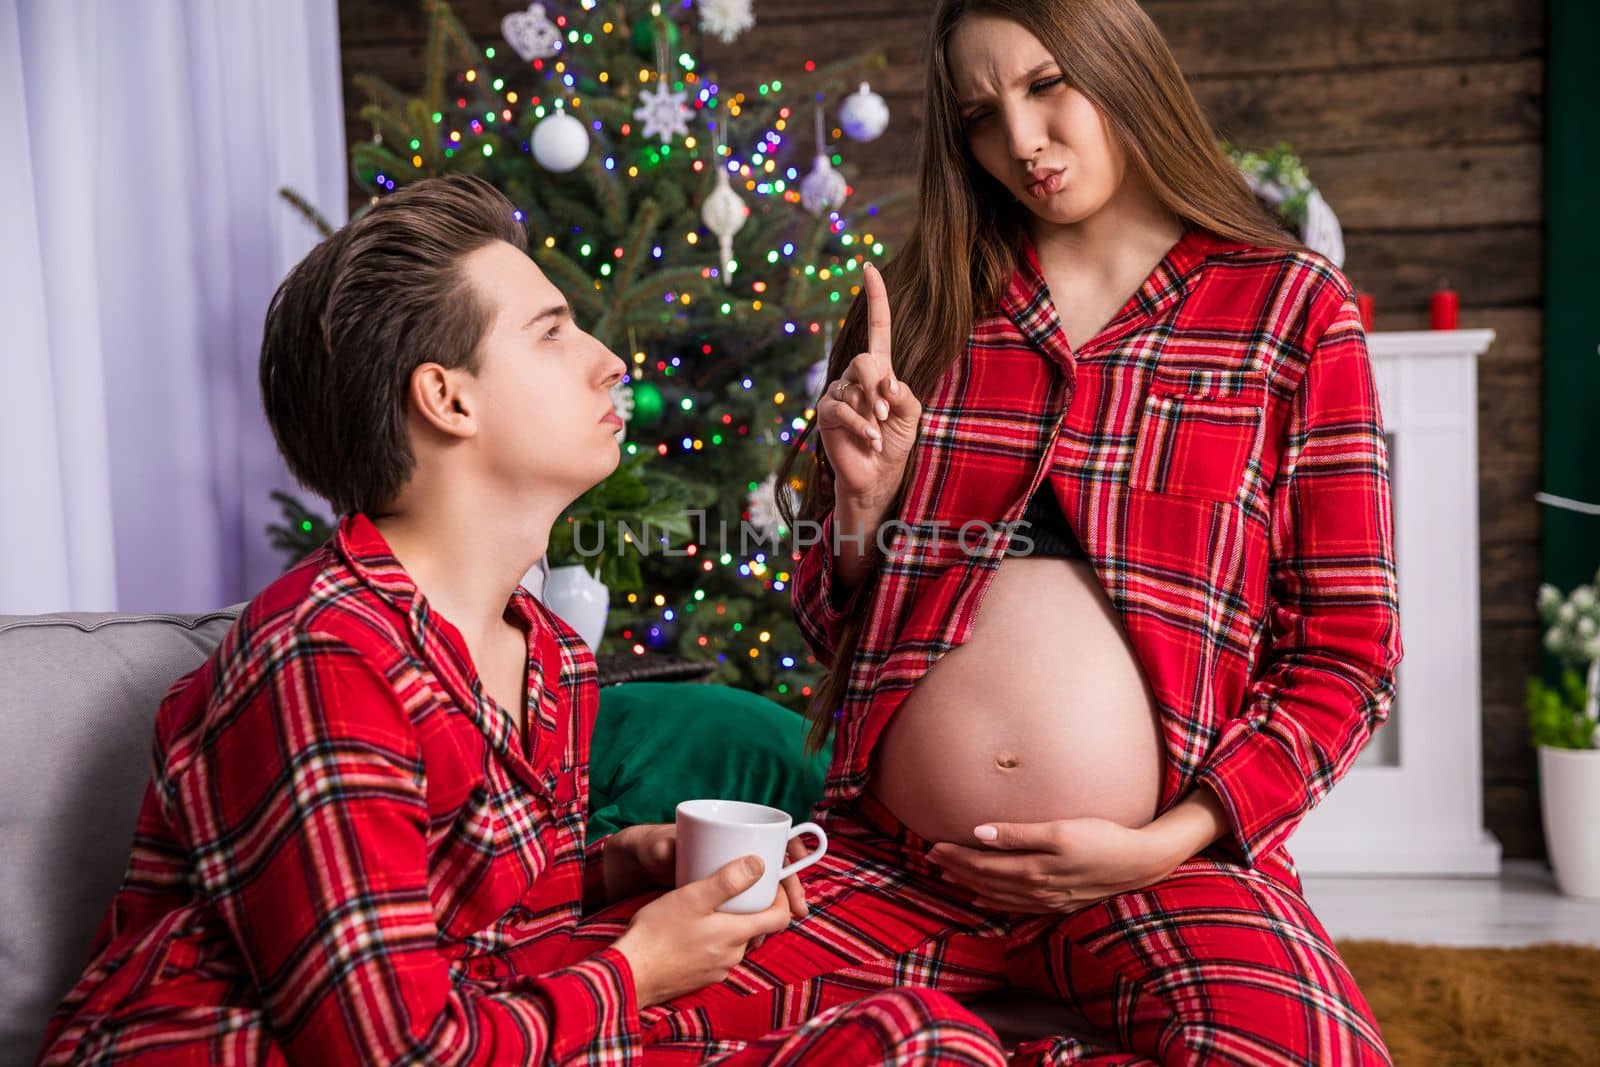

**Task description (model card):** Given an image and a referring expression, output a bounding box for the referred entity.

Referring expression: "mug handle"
[777,822,828,880]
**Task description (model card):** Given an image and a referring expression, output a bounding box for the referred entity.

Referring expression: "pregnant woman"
[582,0,1403,1062]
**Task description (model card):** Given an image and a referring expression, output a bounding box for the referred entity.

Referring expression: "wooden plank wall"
[338,1,1549,857]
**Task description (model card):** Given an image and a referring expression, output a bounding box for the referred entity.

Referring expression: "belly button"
[994,753,1021,770]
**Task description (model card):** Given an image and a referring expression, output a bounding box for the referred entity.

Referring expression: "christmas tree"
[276,0,905,710]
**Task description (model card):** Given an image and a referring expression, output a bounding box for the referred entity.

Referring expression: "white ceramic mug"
[674,799,829,914]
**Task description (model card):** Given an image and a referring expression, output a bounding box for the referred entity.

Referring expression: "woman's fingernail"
[890,379,900,396]
[974,825,998,842]
[875,399,889,420]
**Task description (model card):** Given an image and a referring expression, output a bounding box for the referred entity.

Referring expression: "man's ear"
[409,362,479,440]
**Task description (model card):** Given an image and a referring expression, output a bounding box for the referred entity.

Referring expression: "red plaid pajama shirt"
[36,515,1007,1067]
[579,227,1403,1064]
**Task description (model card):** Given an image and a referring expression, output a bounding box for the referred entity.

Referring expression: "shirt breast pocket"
[1127,370,1265,503]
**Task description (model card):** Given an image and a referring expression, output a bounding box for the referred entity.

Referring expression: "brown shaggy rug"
[1338,941,1600,1065]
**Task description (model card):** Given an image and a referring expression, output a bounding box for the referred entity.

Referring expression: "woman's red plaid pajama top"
[35,515,1008,1067]
[582,227,1404,1065]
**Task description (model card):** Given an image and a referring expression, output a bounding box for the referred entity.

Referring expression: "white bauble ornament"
[531,109,589,172]
[699,0,755,43]
[701,165,749,284]
[633,83,693,143]
[806,357,830,405]
[800,152,848,215]
[838,82,890,142]
[748,472,799,542]
[608,382,634,443]
[501,2,561,61]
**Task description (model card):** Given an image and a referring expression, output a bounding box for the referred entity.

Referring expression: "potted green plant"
[532,449,707,650]
[1223,140,1345,268]
[1526,567,1600,897]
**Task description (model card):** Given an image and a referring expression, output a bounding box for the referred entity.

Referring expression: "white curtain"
[0,0,347,614]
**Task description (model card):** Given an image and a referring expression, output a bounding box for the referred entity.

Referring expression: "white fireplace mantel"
[1285,328,1503,877]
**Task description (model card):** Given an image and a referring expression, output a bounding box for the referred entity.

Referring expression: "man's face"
[455,239,628,501]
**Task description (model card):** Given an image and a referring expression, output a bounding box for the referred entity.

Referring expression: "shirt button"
[469,958,494,979]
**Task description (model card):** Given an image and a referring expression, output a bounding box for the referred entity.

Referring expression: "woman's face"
[946,15,1126,226]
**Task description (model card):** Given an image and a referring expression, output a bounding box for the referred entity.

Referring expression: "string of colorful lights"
[361,0,898,704]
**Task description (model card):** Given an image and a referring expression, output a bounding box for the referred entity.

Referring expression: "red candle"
[1356,292,1375,332]
[1430,284,1459,330]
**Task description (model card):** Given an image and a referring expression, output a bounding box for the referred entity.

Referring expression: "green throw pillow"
[587,682,833,839]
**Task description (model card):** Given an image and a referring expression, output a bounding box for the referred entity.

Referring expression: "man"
[37,175,1005,1066]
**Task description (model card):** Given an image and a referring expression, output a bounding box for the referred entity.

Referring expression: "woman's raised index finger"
[865,262,892,361]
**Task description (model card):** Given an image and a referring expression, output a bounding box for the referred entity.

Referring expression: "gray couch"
[0,609,1073,1065]
[1,608,243,1064]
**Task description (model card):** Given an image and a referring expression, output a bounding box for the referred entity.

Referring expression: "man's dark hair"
[259,174,528,516]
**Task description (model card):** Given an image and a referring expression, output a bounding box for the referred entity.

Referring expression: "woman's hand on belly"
[926,816,1175,915]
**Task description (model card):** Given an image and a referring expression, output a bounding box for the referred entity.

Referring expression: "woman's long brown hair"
[776,0,1302,752]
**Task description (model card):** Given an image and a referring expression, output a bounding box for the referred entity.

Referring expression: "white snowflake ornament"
[800,153,848,215]
[501,2,561,61]
[699,0,755,44]
[748,472,800,542]
[633,82,693,143]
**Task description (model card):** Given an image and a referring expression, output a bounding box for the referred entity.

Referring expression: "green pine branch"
[532,245,611,321]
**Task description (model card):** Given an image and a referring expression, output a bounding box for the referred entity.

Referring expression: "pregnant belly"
[868,555,1167,846]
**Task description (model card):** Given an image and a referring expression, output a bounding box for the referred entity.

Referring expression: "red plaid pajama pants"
[577,793,1392,1065]
[698,987,1007,1066]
